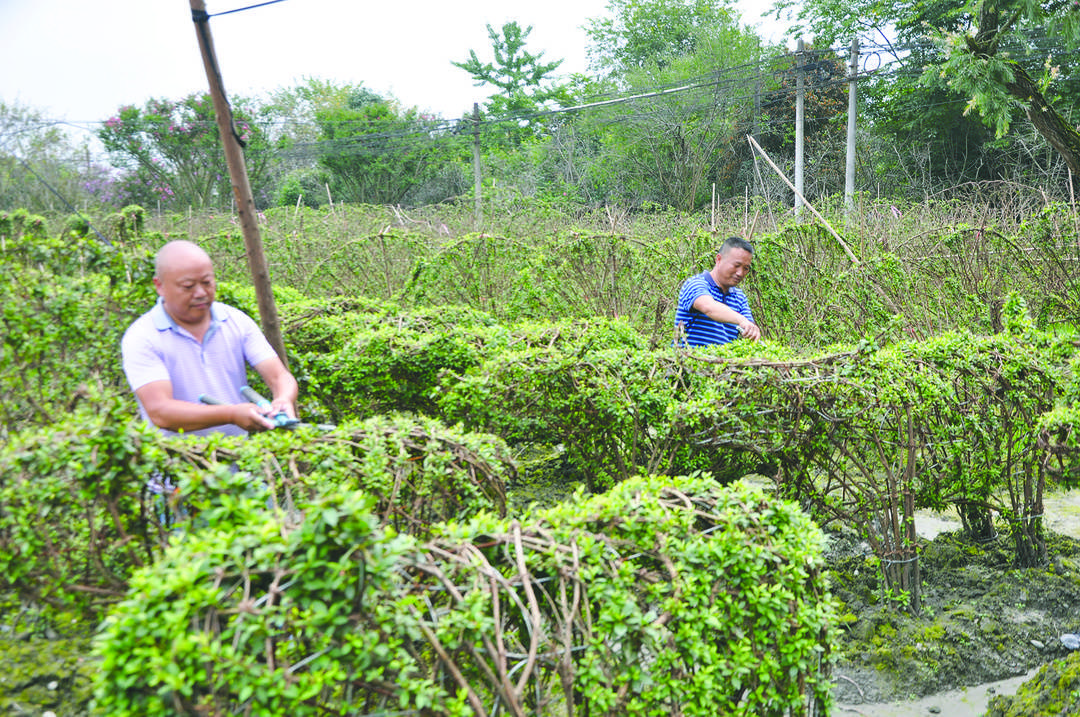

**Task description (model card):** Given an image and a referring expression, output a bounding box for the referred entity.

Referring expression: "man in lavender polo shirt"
[121,240,298,437]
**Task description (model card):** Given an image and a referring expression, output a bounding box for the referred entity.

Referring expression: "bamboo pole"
[746,134,860,265]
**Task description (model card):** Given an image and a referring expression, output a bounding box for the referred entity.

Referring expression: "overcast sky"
[0,0,788,135]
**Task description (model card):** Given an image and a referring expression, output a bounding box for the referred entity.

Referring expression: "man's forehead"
[165,263,214,280]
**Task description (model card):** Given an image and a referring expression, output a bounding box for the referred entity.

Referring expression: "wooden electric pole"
[188,0,289,369]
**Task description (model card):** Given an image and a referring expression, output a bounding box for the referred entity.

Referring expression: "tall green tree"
[931,0,1080,176]
[453,21,575,156]
[97,93,276,210]
[780,0,1080,182]
[311,86,466,206]
[586,0,740,76]
[775,0,1024,193]
[261,78,353,207]
[572,0,770,208]
[453,21,572,117]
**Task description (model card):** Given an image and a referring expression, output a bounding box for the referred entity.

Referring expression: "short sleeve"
[678,273,711,313]
[227,306,279,367]
[121,319,170,392]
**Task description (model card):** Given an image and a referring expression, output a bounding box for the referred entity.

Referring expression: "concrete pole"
[845,37,859,214]
[795,39,805,216]
[473,103,482,229]
[189,0,288,368]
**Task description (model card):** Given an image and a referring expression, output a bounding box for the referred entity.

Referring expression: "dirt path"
[833,488,1080,716]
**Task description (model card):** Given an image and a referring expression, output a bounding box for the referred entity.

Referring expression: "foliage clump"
[986,651,1080,716]
[0,402,513,620]
[91,474,837,716]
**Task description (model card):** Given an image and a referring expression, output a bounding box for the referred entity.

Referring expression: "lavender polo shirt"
[121,299,278,437]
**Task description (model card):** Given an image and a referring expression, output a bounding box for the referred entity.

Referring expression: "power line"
[208,0,289,18]
[8,31,1080,200]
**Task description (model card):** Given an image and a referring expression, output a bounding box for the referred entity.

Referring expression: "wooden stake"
[189,0,289,369]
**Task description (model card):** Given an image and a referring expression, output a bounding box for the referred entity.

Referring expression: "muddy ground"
[830,487,1080,716]
[5,481,1080,715]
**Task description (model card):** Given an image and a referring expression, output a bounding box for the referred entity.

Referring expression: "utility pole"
[795,38,805,216]
[472,103,482,229]
[188,0,289,369]
[845,37,859,214]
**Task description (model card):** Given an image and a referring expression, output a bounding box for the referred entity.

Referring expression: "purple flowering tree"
[97,93,275,211]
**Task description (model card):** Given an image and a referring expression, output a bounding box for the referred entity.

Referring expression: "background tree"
[571,0,772,208]
[453,21,575,155]
[0,101,105,213]
[454,22,573,118]
[929,0,1080,177]
[309,85,467,206]
[779,0,1080,189]
[262,78,354,207]
[96,93,276,210]
[586,0,740,77]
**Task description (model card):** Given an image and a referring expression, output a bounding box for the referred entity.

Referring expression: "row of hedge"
[0,401,838,715]
[90,474,836,716]
[4,225,1079,605]
[270,292,1079,606]
[0,400,512,618]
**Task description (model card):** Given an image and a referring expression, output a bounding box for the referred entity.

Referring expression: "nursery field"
[4,192,1080,715]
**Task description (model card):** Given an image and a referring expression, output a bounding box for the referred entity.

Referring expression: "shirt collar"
[703,271,732,297]
[150,297,225,331]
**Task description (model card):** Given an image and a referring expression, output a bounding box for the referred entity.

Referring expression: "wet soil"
[830,488,1080,716]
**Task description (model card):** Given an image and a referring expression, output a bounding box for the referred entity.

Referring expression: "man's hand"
[738,321,762,341]
[267,396,297,420]
[253,356,299,423]
[231,403,278,432]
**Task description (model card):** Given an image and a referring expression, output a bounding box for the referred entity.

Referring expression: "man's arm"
[253,357,299,419]
[691,295,761,341]
[135,380,276,433]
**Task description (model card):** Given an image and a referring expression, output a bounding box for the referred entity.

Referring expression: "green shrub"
[0,268,145,430]
[91,474,837,716]
[64,213,91,238]
[0,404,513,620]
[294,304,644,425]
[669,327,1077,605]
[986,651,1080,716]
[303,321,484,421]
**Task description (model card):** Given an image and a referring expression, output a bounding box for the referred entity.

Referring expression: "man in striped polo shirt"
[121,240,299,438]
[675,236,761,347]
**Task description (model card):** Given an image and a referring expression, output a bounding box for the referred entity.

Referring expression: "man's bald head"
[155,240,213,279]
[152,241,217,330]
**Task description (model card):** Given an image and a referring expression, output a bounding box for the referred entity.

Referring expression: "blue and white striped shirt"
[675,272,754,347]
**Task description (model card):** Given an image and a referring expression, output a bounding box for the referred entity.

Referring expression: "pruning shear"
[198,385,301,429]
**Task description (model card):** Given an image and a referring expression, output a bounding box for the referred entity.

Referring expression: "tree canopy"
[96,94,276,210]
[8,0,1080,215]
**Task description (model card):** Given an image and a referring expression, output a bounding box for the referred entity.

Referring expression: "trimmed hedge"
[92,474,837,716]
[0,401,513,619]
